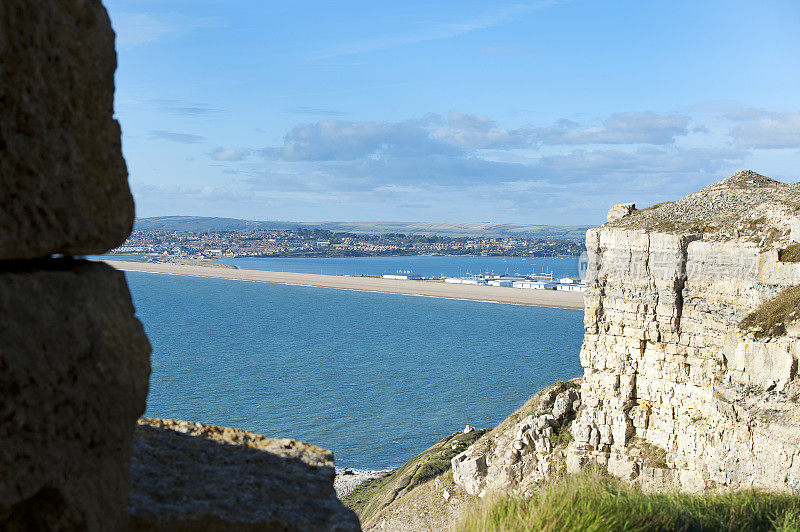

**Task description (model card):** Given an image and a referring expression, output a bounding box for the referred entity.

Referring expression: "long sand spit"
[103,260,585,310]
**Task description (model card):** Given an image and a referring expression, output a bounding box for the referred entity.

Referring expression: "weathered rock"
[568,171,800,492]
[607,203,636,222]
[452,380,580,496]
[0,0,133,259]
[0,260,150,530]
[129,418,360,531]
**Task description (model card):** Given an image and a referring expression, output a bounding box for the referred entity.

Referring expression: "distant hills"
[134,216,592,240]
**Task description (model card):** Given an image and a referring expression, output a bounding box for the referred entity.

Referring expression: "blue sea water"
[126,266,585,470]
[219,255,580,279]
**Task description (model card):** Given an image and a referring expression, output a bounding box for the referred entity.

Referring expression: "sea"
[122,256,585,470]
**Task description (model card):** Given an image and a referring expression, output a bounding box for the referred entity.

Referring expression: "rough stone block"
[0,1,133,259]
[0,260,150,530]
[129,419,360,531]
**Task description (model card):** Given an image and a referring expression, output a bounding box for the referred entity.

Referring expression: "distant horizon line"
[134,215,595,228]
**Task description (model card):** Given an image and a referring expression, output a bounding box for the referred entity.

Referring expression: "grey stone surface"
[0,0,133,259]
[129,418,361,531]
[0,260,151,530]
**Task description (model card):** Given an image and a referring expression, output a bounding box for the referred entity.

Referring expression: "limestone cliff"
[454,170,800,495]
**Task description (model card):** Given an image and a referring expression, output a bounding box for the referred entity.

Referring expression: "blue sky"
[105,0,800,225]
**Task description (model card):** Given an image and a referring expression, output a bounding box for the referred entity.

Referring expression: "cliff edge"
[454,170,800,495]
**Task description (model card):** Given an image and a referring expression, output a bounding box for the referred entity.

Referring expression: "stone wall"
[0,2,150,528]
[0,0,150,530]
[1,2,360,530]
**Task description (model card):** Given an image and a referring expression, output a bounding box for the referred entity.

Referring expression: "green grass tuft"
[456,472,800,532]
[740,285,800,339]
[343,428,489,520]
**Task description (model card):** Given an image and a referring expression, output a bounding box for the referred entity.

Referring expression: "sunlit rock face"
[452,171,800,497]
[568,170,800,492]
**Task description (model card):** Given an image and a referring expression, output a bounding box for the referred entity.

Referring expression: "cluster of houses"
[382,273,587,292]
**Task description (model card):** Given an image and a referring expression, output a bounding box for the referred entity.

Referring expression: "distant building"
[487,280,513,287]
[316,241,331,247]
[557,283,586,292]
[513,281,557,290]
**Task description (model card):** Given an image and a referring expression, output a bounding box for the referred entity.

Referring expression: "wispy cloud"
[313,3,552,60]
[109,12,220,48]
[211,148,251,161]
[729,111,800,149]
[149,130,206,144]
[287,106,348,116]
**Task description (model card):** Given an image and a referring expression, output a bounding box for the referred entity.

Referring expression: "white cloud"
[149,130,205,144]
[211,148,251,162]
[533,112,690,145]
[730,111,800,149]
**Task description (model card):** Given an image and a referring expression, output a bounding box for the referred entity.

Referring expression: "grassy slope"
[740,285,800,338]
[457,472,800,532]
[343,429,489,524]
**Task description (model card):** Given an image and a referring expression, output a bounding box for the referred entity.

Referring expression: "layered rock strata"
[568,170,800,491]
[453,170,800,496]
[129,419,360,531]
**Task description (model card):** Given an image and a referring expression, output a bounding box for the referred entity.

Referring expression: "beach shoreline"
[102,259,585,310]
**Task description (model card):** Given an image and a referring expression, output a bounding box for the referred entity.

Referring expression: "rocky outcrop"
[129,419,360,531]
[452,381,581,497]
[568,170,800,492]
[453,170,800,497]
[1,1,359,529]
[0,0,133,259]
[0,261,151,530]
[0,1,151,528]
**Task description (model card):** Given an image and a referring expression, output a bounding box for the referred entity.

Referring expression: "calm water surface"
[127,270,584,469]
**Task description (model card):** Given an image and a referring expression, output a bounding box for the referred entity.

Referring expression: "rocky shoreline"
[335,468,394,499]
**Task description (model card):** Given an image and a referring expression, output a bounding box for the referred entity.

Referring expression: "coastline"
[101,259,585,310]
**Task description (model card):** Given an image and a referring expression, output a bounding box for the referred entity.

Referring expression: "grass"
[456,471,800,532]
[779,244,800,263]
[627,437,668,469]
[740,285,800,338]
[342,428,488,521]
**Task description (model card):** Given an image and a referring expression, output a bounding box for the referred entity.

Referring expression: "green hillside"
[134,216,592,240]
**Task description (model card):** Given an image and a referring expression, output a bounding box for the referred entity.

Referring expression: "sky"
[105,0,800,226]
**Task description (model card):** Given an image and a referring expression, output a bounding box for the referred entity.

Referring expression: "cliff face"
[453,170,800,495]
[570,170,800,491]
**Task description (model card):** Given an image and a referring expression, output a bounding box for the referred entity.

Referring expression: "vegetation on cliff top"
[740,285,800,338]
[343,428,488,522]
[780,244,800,263]
[456,472,800,532]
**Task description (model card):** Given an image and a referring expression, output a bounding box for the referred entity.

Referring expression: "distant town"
[113,228,586,259]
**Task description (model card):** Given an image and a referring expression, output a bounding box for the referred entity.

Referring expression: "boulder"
[606,203,636,222]
[129,419,360,531]
[0,260,150,530]
[0,0,133,259]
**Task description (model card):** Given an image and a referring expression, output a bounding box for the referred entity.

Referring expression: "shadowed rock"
[0,0,134,259]
[0,260,151,530]
[129,419,361,531]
